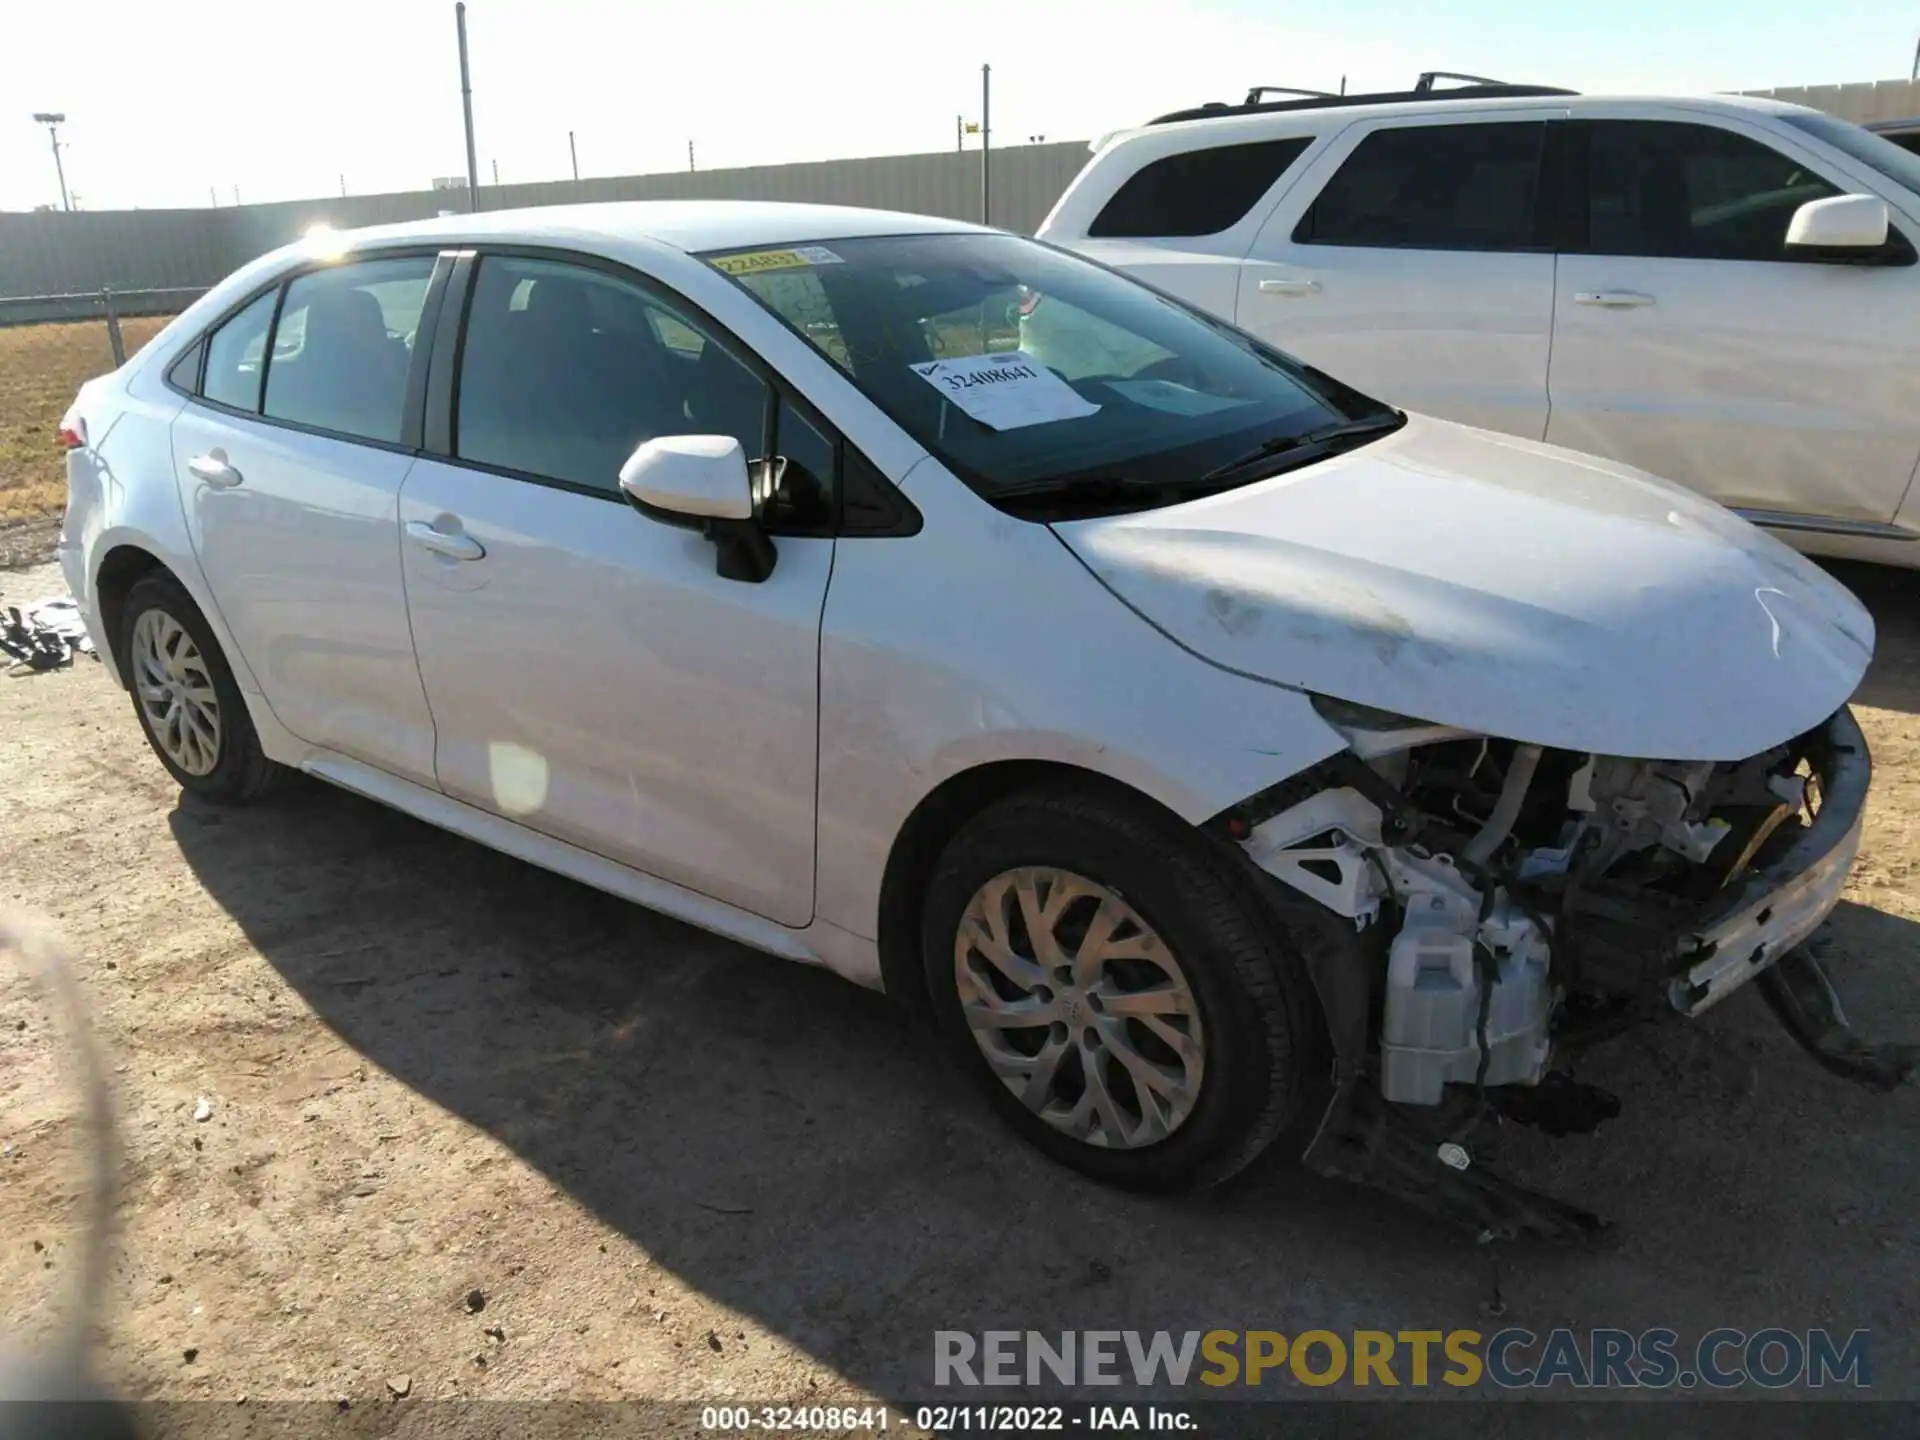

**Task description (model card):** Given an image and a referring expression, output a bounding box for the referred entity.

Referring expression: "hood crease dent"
[1054,417,1873,761]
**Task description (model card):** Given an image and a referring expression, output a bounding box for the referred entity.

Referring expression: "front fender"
[813,459,1349,943]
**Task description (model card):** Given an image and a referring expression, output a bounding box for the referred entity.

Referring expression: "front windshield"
[1781,110,1920,196]
[701,232,1390,501]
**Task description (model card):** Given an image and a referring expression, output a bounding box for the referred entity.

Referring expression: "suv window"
[1786,112,1920,193]
[1089,137,1312,238]
[1580,120,1841,261]
[454,256,770,496]
[201,290,277,413]
[262,258,434,442]
[1293,121,1548,251]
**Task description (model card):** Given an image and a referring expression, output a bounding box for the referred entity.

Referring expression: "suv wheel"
[120,571,289,803]
[922,784,1322,1192]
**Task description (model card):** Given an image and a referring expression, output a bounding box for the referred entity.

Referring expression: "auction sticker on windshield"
[709,246,845,276]
[911,350,1102,431]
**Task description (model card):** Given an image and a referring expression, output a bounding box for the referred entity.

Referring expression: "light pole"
[32,112,71,212]
[455,2,479,211]
[569,129,579,181]
[980,65,991,226]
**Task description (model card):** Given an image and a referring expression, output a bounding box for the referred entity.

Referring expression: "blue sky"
[2,0,1915,212]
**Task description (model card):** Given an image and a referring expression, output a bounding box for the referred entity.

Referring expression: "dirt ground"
[0,318,171,525]
[2,550,1918,1429]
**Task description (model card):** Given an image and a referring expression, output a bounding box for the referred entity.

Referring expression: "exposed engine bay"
[1214,700,1912,1239]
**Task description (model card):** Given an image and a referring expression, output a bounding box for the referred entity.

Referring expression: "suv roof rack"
[1150,71,1576,127]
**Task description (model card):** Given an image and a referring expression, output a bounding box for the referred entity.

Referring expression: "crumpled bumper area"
[1670,707,1871,1017]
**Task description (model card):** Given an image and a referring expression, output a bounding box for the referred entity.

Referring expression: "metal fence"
[9,77,1917,321]
[1737,77,1920,125]
[0,288,208,361]
[0,142,1092,319]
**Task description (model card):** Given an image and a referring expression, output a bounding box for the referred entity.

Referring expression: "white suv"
[1038,80,1920,566]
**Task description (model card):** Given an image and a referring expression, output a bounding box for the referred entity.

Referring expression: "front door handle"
[188,451,243,489]
[1258,278,1323,297]
[1573,290,1656,308]
[405,520,485,562]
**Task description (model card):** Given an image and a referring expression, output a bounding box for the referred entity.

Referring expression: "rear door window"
[1089,137,1312,238]
[200,290,278,413]
[262,257,435,443]
[1578,120,1842,261]
[1293,121,1548,251]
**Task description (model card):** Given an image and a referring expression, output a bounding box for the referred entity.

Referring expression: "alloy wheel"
[953,867,1205,1149]
[130,608,221,777]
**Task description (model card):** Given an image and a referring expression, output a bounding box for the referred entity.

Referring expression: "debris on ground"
[385,1374,411,1399]
[1,594,94,676]
[462,1288,486,1314]
[192,1097,213,1123]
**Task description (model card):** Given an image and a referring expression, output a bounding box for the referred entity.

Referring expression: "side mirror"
[1786,194,1891,257]
[618,435,777,583]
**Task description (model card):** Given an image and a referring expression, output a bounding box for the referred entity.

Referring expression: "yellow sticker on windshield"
[709,245,844,277]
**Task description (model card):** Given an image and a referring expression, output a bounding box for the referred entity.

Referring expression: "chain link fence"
[0,287,206,365]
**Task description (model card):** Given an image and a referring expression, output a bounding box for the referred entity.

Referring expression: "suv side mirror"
[1786,194,1892,258]
[618,435,777,583]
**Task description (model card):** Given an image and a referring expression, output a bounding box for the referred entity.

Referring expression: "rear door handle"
[1258,278,1323,297]
[188,451,243,488]
[1574,290,1656,308]
[405,520,485,562]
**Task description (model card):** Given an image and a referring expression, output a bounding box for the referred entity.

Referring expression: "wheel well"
[93,545,168,683]
[875,759,1187,1021]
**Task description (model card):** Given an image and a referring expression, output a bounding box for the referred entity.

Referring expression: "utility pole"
[31,113,71,212]
[980,64,991,226]
[569,129,579,181]
[492,158,500,186]
[1911,33,1918,81]
[209,186,218,207]
[339,172,347,197]
[233,185,241,205]
[956,114,963,152]
[456,1,479,211]
[689,140,696,172]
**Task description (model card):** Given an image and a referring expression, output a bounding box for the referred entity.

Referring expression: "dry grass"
[0,316,172,523]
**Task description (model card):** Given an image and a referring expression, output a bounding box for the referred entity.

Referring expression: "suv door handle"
[188,451,243,488]
[405,521,485,562]
[1258,278,1323,297]
[1574,290,1656,308]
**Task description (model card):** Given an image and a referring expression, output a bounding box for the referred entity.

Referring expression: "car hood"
[1052,416,1874,760]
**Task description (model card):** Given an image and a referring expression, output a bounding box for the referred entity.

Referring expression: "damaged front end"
[1216,700,1910,1241]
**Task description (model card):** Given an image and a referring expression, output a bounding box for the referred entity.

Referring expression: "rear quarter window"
[1088,136,1312,238]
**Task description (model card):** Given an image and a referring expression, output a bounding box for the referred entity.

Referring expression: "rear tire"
[922,783,1321,1192]
[120,571,289,804]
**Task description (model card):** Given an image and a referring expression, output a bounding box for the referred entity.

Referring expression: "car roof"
[320,199,991,259]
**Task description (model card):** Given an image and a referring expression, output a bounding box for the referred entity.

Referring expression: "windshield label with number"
[910,351,1101,430]
[709,246,845,277]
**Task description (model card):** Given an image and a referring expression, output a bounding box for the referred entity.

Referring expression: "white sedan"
[58,201,1892,1235]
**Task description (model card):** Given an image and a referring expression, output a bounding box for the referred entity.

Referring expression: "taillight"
[57,406,86,451]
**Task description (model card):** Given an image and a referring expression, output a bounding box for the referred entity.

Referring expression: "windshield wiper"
[988,474,1208,512]
[1197,412,1406,484]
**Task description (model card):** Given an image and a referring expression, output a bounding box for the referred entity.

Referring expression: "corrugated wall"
[1739,77,1920,124]
[0,142,1091,305]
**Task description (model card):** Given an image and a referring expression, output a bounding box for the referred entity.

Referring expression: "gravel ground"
[2,553,1917,1428]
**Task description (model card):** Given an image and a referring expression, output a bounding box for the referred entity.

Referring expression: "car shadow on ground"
[1825,560,1920,714]
[168,784,1920,1403]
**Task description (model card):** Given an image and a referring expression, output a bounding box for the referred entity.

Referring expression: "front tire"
[120,571,288,804]
[922,784,1320,1192]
